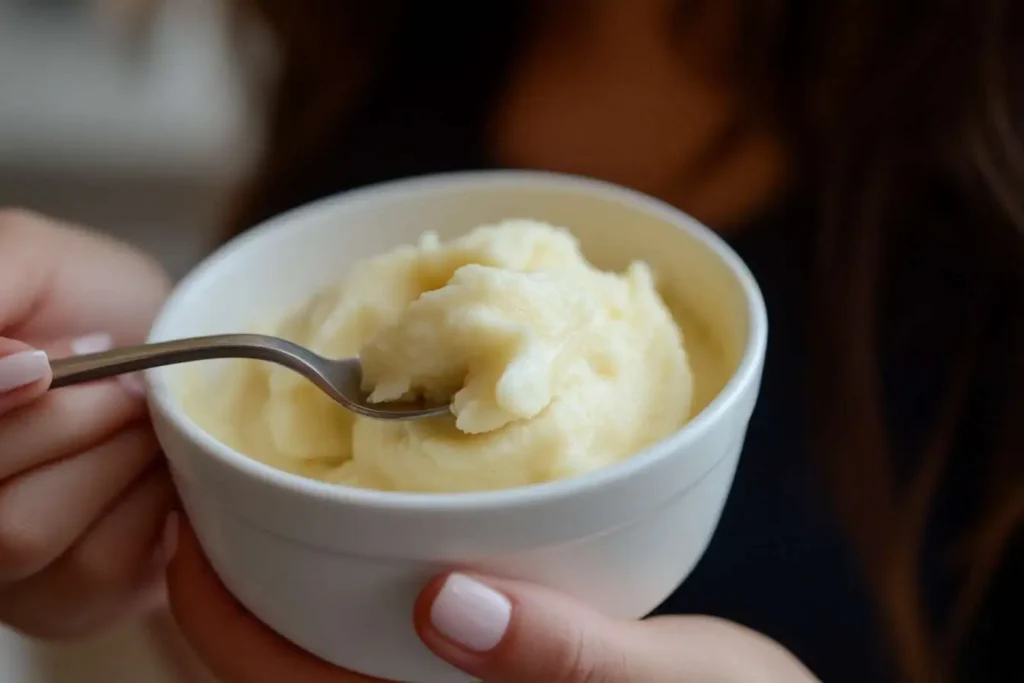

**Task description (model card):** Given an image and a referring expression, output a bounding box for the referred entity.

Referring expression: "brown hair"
[227,2,1023,680]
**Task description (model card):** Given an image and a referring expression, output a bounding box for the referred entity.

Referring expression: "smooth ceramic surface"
[146,171,768,683]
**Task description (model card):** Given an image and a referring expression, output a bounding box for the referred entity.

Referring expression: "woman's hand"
[0,209,173,638]
[168,520,821,683]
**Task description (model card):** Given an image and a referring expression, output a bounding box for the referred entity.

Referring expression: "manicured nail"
[162,512,179,564]
[0,350,50,393]
[430,574,511,652]
[71,332,113,356]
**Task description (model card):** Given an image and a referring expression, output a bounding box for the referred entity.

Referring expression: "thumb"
[414,572,667,683]
[0,338,51,415]
[415,573,821,683]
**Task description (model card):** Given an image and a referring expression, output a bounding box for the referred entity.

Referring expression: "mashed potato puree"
[182,220,723,493]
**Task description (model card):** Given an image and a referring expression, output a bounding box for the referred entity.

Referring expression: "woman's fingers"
[0,465,173,638]
[0,340,51,415]
[413,573,822,683]
[0,379,144,481]
[0,210,173,640]
[167,522,384,683]
[0,332,146,484]
[168,528,822,683]
[0,209,171,344]
[0,424,160,581]
[0,331,124,416]
[61,463,175,597]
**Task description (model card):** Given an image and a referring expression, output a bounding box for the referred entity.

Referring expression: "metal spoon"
[48,333,451,421]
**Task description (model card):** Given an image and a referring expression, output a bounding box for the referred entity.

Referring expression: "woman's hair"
[227,2,1022,680]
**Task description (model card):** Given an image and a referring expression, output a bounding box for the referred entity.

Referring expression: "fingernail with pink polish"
[71,332,114,355]
[162,512,180,564]
[430,574,511,652]
[0,350,50,393]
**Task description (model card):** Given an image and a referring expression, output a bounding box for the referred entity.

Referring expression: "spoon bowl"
[48,333,451,421]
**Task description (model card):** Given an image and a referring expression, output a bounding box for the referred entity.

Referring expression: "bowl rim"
[147,169,768,512]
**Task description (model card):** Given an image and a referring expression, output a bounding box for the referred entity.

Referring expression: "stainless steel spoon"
[48,333,450,421]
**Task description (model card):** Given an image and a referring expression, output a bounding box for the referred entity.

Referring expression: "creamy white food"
[184,220,694,493]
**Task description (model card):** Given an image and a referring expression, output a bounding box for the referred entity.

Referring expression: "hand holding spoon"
[48,334,450,421]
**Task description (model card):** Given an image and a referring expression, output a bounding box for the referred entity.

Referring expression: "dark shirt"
[651,213,891,681]
[651,200,1020,682]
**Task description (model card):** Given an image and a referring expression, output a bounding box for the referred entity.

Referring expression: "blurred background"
[1,0,256,680]
[0,0,258,279]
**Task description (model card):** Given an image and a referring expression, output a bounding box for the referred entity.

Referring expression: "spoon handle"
[49,333,319,389]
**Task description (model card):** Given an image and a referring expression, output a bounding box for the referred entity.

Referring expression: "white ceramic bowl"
[147,171,767,683]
